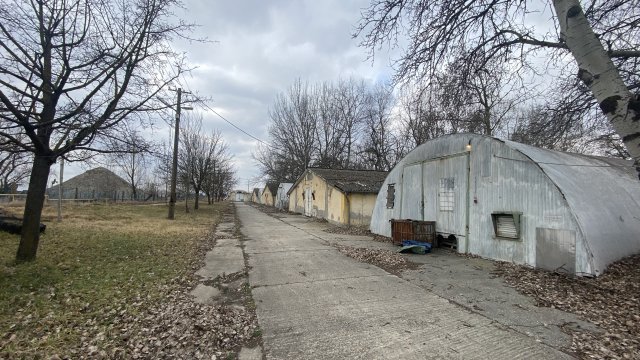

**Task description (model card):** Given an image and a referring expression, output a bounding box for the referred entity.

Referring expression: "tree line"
[255,68,628,182]
[256,0,639,183]
[90,114,236,207]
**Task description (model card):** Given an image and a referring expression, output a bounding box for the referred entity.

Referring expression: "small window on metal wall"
[492,212,522,239]
[386,184,395,209]
[439,178,455,211]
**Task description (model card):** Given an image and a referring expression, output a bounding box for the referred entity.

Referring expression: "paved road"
[237,203,572,360]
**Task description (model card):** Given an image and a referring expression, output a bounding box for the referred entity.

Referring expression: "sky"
[171,0,397,191]
[55,0,561,192]
[58,0,396,191]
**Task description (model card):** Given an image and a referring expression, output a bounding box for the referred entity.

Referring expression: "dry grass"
[0,202,223,358]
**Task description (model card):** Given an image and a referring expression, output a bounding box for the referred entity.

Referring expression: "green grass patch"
[0,202,223,357]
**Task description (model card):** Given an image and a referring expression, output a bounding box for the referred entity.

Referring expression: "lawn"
[0,202,223,358]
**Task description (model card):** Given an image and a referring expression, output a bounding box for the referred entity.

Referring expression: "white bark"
[553,0,640,177]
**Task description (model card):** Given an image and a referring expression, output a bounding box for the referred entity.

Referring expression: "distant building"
[275,183,293,211]
[47,167,131,200]
[288,168,388,226]
[261,182,279,207]
[230,190,251,202]
[251,188,261,203]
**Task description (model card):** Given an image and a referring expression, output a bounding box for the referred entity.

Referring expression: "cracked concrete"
[238,203,575,359]
[191,213,265,359]
[194,237,244,280]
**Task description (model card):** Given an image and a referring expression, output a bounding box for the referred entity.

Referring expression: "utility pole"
[167,88,192,220]
[167,88,182,220]
[57,158,64,222]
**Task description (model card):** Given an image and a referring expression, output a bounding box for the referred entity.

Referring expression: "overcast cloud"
[169,0,395,190]
[56,0,397,191]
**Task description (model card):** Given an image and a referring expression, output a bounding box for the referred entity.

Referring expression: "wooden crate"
[391,219,413,246]
[391,219,436,246]
[413,221,436,246]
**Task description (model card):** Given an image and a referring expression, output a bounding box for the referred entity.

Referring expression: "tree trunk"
[16,155,53,261]
[554,0,640,177]
[194,187,200,210]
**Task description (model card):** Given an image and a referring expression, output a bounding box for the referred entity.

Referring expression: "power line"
[201,102,274,149]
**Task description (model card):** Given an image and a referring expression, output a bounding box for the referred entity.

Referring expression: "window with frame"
[439,178,455,211]
[386,184,395,209]
[491,212,522,239]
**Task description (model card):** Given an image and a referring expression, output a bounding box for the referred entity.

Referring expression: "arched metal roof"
[505,140,640,274]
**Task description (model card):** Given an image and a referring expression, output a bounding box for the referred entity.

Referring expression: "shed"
[251,188,261,203]
[370,134,640,276]
[288,168,388,226]
[262,182,279,207]
[275,183,293,210]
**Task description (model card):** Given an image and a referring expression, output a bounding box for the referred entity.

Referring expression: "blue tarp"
[398,240,432,254]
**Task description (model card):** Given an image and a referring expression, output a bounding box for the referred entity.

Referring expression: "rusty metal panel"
[391,219,436,245]
[391,219,413,245]
[413,221,436,244]
[536,228,576,274]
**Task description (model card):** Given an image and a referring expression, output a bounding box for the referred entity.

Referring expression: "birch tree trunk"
[553,0,640,177]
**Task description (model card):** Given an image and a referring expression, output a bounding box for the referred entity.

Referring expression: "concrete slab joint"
[235,203,578,359]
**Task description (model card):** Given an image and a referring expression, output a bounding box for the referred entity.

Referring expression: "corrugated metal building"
[275,183,293,210]
[370,134,640,276]
[288,168,388,226]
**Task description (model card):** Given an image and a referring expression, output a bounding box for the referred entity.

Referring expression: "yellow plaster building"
[251,188,261,203]
[261,182,278,207]
[287,168,388,226]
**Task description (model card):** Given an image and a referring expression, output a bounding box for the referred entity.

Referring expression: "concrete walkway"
[237,203,573,360]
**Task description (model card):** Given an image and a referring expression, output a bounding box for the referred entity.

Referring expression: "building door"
[422,154,468,238]
[304,187,312,216]
[400,163,423,220]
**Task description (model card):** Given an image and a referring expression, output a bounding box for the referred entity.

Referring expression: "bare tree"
[356,0,640,176]
[179,117,229,210]
[333,78,367,168]
[204,160,236,203]
[255,79,317,181]
[312,82,345,168]
[0,146,31,193]
[396,85,451,149]
[510,103,587,151]
[358,83,397,170]
[253,144,296,183]
[109,131,150,200]
[0,0,194,261]
[258,77,408,179]
[438,58,523,137]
